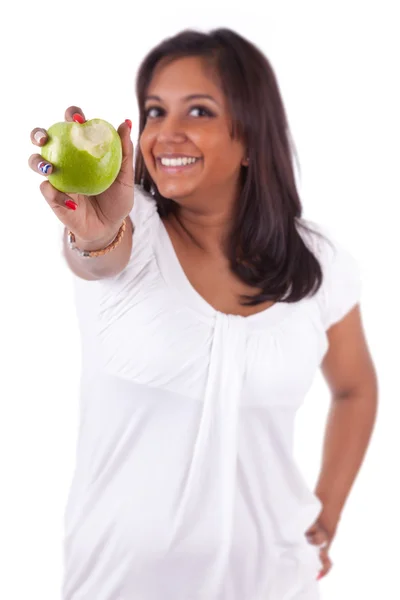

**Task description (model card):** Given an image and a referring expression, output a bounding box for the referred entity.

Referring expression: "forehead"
[147,56,224,101]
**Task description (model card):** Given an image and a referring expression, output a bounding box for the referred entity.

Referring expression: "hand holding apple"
[29,106,134,248]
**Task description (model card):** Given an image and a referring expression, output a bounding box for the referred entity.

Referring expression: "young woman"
[29,28,377,600]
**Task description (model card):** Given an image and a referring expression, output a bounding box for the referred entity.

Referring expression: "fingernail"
[72,113,85,124]
[38,161,53,175]
[317,572,324,580]
[34,131,46,144]
[65,200,77,210]
[125,119,132,131]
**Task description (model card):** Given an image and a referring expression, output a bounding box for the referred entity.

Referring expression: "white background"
[1,1,399,598]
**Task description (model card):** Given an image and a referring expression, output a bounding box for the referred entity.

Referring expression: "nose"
[156,115,187,143]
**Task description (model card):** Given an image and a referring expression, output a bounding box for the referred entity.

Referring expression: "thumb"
[116,119,134,183]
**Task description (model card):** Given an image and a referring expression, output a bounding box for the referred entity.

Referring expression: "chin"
[155,180,197,201]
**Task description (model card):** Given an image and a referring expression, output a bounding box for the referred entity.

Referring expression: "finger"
[39,180,78,220]
[28,153,54,176]
[118,119,134,160]
[322,552,333,570]
[317,551,333,579]
[64,106,86,123]
[31,128,48,146]
[116,120,134,181]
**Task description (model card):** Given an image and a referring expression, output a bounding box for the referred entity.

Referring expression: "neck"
[169,182,241,256]
[172,203,235,256]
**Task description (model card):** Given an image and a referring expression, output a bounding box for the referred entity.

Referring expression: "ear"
[242,156,250,167]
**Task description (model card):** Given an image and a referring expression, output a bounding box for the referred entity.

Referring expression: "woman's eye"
[145,107,162,119]
[189,106,213,117]
[144,105,213,119]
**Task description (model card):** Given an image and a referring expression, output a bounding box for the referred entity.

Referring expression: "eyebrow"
[144,94,220,106]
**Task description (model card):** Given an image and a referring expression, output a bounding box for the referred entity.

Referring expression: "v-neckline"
[155,217,297,328]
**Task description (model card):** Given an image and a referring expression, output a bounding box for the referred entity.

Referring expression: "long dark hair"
[135,28,328,306]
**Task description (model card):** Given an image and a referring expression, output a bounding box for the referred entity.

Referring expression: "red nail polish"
[65,200,77,210]
[125,119,132,131]
[72,113,85,124]
[317,572,324,580]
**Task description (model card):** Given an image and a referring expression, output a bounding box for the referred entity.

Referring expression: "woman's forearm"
[314,390,378,532]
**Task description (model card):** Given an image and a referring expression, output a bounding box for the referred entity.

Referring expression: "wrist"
[315,487,346,519]
[72,222,123,253]
[315,501,342,539]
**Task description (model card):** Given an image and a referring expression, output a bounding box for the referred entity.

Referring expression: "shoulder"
[296,218,363,330]
[296,218,334,261]
[296,217,358,276]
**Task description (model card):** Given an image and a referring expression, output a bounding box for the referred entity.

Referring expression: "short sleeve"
[301,221,362,330]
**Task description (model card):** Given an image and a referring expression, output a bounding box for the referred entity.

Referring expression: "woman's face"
[139,56,247,206]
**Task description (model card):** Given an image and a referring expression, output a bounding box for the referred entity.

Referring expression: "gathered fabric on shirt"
[62,185,362,600]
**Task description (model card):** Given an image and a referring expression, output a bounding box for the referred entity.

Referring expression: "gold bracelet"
[67,219,127,258]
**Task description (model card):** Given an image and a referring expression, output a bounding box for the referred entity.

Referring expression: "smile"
[156,157,202,172]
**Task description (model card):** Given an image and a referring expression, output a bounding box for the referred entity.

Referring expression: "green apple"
[40,118,122,195]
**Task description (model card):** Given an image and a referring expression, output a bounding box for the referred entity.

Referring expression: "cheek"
[139,132,156,172]
[197,130,242,165]
[203,142,243,175]
[139,130,152,157]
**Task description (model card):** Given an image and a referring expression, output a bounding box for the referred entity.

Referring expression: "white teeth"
[160,157,199,167]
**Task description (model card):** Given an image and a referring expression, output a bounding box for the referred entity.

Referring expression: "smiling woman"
[59,27,377,600]
[134,29,325,308]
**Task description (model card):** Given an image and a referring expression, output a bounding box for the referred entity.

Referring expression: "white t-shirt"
[62,185,361,600]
